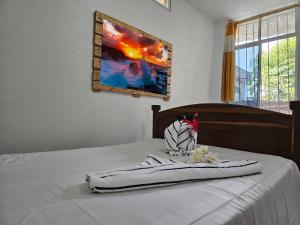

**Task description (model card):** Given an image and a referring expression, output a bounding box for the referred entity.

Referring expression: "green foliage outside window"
[261,37,296,102]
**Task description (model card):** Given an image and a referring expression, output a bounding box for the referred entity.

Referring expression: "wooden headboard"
[152,101,300,166]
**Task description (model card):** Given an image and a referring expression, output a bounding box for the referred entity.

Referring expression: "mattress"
[0,139,300,225]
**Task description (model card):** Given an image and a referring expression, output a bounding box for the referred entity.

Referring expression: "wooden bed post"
[290,101,300,166]
[152,105,161,138]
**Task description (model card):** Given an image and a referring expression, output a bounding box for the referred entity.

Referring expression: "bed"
[0,101,300,225]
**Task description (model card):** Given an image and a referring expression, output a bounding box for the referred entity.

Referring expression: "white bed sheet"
[0,139,300,225]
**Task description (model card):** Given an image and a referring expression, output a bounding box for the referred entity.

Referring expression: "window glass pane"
[236,20,259,46]
[260,44,270,110]
[261,8,295,40]
[287,10,295,33]
[261,19,268,41]
[246,23,254,43]
[236,24,247,45]
[288,36,296,102]
[268,16,277,39]
[260,37,296,113]
[253,22,259,42]
[278,13,287,36]
[234,46,259,106]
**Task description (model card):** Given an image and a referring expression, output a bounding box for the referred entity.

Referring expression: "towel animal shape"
[164,113,199,156]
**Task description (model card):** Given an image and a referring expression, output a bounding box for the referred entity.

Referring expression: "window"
[235,8,296,113]
[153,0,171,10]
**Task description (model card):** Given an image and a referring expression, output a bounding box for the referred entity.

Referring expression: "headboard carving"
[152,102,300,166]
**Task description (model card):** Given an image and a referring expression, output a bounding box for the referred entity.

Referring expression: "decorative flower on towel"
[182,113,199,131]
[191,146,219,163]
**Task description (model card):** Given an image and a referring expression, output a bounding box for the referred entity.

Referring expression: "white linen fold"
[86,154,263,193]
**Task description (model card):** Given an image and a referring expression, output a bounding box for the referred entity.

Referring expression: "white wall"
[296,6,300,100]
[209,20,226,102]
[0,0,215,153]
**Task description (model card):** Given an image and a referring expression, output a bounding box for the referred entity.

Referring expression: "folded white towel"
[86,155,263,193]
[164,120,197,156]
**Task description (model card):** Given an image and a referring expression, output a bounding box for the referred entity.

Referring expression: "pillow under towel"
[86,155,263,193]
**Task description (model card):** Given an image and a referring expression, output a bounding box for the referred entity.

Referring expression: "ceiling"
[185,0,299,22]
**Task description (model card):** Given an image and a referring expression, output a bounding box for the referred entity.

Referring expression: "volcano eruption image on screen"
[99,19,169,95]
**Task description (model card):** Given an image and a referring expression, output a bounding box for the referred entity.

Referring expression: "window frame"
[235,8,297,112]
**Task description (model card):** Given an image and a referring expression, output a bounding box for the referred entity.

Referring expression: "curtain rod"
[236,3,300,24]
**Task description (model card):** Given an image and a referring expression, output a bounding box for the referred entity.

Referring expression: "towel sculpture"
[86,154,262,193]
[164,113,199,156]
